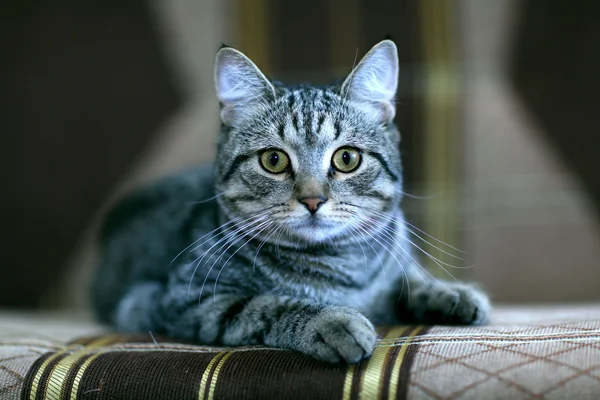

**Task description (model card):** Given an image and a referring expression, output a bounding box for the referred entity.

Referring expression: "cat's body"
[92,41,489,363]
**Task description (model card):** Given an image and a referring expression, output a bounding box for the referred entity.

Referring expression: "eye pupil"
[260,149,289,173]
[332,147,360,173]
[342,151,350,165]
[269,152,279,166]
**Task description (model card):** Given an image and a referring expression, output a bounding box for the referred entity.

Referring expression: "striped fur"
[91,40,490,364]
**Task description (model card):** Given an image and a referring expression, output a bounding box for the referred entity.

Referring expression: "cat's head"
[213,40,402,246]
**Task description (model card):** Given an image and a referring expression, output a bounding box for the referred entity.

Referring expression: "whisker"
[353,221,411,300]
[349,210,435,293]
[398,219,465,255]
[346,204,458,292]
[397,189,438,200]
[169,216,243,267]
[199,219,272,302]
[367,209,465,261]
[338,47,360,119]
[148,331,160,348]
[193,217,269,272]
[184,215,266,270]
[344,202,466,255]
[352,223,393,280]
[186,215,269,299]
[346,226,368,272]
[253,223,284,271]
[172,210,274,269]
[361,216,435,293]
[367,213,472,270]
[188,210,273,254]
[363,215,460,284]
[183,190,230,205]
[212,221,275,302]
[354,224,386,276]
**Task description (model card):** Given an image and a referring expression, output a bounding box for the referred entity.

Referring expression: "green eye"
[332,147,361,172]
[260,150,290,174]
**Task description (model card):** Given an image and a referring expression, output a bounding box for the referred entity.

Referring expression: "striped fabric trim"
[24,335,122,400]
[68,352,104,400]
[20,327,427,400]
[343,326,428,400]
[388,326,424,399]
[206,352,233,400]
[197,351,231,400]
[357,326,409,399]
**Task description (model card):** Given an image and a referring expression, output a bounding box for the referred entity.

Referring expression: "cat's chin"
[283,219,351,246]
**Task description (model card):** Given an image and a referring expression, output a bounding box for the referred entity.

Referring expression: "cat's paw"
[409,282,490,325]
[301,307,377,364]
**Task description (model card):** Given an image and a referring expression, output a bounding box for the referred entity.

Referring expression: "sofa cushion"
[3,305,600,399]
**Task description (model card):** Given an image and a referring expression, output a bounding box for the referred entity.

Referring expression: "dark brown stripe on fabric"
[344,328,389,400]
[380,334,412,400]
[380,343,403,398]
[75,351,217,400]
[213,350,348,400]
[379,327,426,399]
[60,352,97,399]
[348,358,366,400]
[346,326,404,400]
[396,326,430,400]
[20,353,53,400]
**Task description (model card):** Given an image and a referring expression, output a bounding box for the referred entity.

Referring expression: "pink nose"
[298,196,327,214]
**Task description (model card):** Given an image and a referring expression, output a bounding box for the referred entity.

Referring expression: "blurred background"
[2,0,599,310]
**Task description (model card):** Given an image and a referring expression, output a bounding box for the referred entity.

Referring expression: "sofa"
[3,304,600,399]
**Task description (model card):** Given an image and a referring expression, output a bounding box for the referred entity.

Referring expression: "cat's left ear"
[341,40,399,122]
[214,46,276,126]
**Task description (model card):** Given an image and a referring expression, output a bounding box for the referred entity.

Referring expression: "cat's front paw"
[409,282,490,325]
[301,307,377,364]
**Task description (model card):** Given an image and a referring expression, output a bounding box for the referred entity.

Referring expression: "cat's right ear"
[341,40,399,123]
[214,47,276,127]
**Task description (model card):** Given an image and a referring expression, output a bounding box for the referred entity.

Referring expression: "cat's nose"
[297,195,327,214]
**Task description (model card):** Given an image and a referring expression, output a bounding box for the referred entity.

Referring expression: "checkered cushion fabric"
[2,306,600,399]
[407,321,600,399]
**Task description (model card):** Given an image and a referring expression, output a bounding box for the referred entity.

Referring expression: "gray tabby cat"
[92,40,490,364]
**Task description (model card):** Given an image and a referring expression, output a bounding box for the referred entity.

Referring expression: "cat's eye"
[332,147,361,173]
[260,149,290,174]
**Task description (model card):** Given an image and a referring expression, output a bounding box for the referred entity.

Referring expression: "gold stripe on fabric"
[420,0,460,274]
[67,335,121,400]
[358,326,409,400]
[69,352,104,400]
[29,342,89,400]
[43,336,118,400]
[207,352,234,400]
[342,364,356,400]
[198,351,228,400]
[387,326,423,399]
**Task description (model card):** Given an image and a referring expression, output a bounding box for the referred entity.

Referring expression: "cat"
[91,40,490,364]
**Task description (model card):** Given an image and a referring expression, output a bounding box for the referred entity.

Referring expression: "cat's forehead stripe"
[283,88,342,146]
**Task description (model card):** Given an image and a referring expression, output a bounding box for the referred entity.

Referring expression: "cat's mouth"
[305,215,327,227]
[284,215,348,243]
[290,219,328,233]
